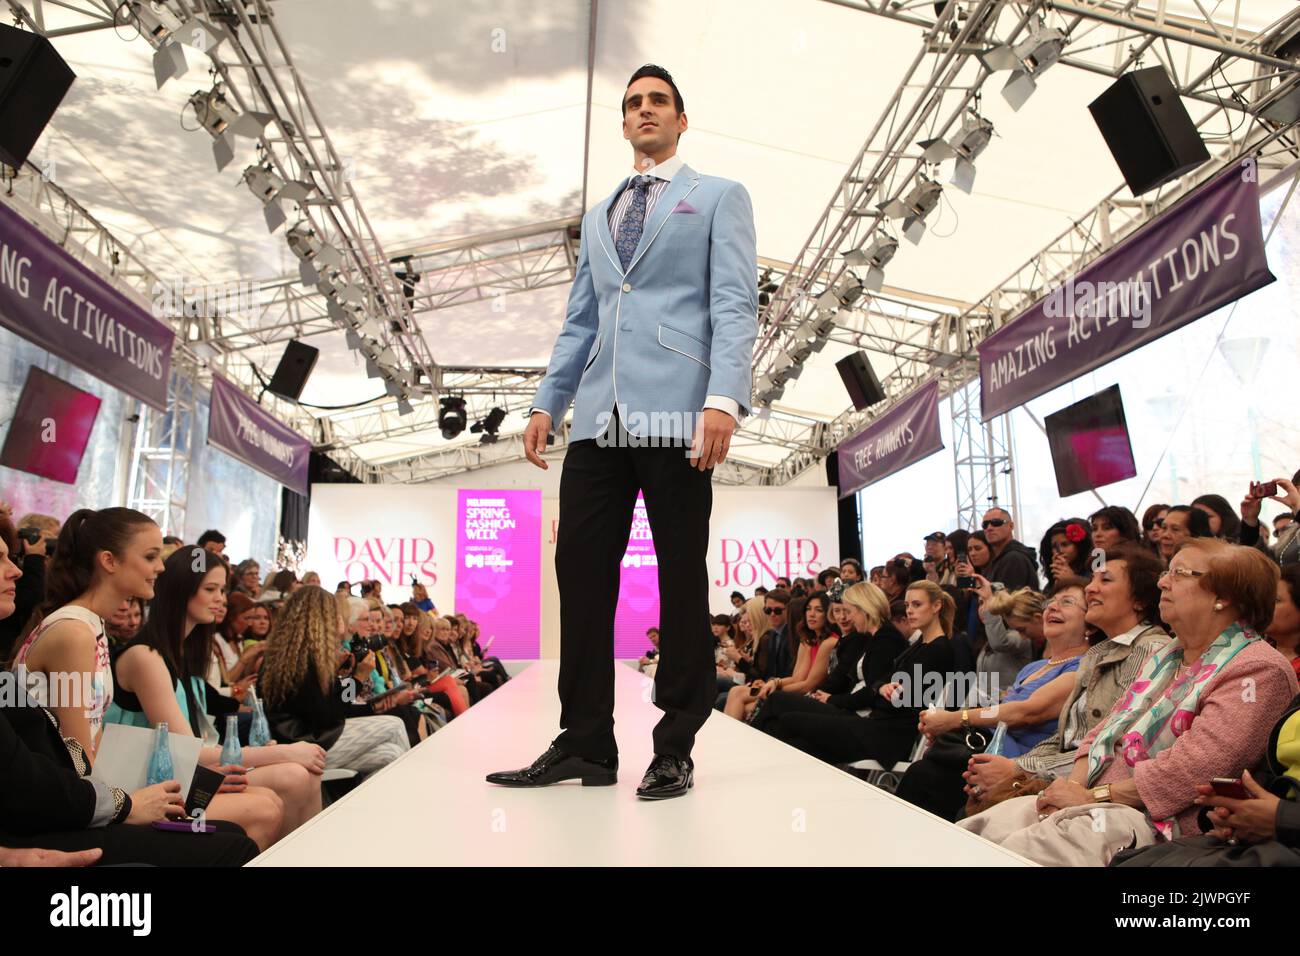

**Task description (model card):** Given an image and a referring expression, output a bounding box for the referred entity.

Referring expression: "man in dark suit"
[487,64,758,799]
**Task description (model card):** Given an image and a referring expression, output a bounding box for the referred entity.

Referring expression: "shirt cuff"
[704,395,741,422]
[89,781,118,828]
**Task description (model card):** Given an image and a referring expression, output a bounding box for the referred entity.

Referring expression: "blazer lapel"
[595,174,631,275]
[626,164,700,276]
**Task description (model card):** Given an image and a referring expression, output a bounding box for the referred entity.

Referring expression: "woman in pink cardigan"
[959,538,1298,865]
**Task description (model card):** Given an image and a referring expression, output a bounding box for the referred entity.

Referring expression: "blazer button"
[622,282,632,293]
[1092,708,1101,717]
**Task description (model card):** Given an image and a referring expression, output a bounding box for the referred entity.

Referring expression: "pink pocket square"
[671,200,698,214]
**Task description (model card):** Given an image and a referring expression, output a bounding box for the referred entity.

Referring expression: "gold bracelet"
[961,708,970,728]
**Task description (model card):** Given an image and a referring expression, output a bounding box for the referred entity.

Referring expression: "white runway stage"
[251,661,1031,866]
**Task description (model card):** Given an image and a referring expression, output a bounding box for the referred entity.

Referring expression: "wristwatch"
[1090,784,1112,803]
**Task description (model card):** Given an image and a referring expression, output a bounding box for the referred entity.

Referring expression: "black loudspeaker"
[267,340,319,401]
[0,24,76,169]
[835,350,886,411]
[1088,65,1210,197]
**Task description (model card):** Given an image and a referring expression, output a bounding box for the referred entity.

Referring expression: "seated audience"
[959,540,1297,865]
[762,581,955,768]
[896,577,1091,820]
[106,547,319,850]
[1192,493,1242,541]
[982,508,1040,591]
[1039,518,1094,589]
[962,545,1170,813]
[1089,506,1141,553]
[0,517,257,866]
[258,586,411,775]
[723,589,839,723]
[750,581,904,738]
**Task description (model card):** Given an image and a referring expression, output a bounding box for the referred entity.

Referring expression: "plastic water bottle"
[146,722,174,785]
[985,721,1010,757]
[220,715,243,766]
[246,687,271,747]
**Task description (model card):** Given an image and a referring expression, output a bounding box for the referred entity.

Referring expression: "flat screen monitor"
[1044,384,1137,497]
[0,366,102,483]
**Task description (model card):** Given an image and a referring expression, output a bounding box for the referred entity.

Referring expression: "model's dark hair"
[196,529,225,546]
[799,590,838,645]
[624,64,684,115]
[1190,493,1242,540]
[1089,506,1142,543]
[136,546,228,735]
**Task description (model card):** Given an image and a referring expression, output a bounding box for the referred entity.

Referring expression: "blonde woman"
[259,586,411,775]
[717,596,767,686]
[766,581,955,768]
[752,582,906,737]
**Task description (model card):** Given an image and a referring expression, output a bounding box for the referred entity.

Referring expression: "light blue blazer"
[531,164,758,443]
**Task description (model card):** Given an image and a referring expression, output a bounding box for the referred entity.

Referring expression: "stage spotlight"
[439,396,468,440]
[843,235,898,291]
[918,111,994,193]
[980,24,1068,111]
[396,396,414,417]
[757,269,779,307]
[242,163,284,202]
[188,85,271,170]
[470,405,507,442]
[880,176,942,222]
[129,0,182,41]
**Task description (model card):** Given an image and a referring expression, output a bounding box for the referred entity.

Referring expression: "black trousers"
[554,412,714,761]
[750,690,855,735]
[0,821,259,866]
[770,710,918,767]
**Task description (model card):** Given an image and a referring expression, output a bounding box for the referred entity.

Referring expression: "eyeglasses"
[1148,518,1166,529]
[1045,596,1084,611]
[1159,567,1205,581]
[982,519,1007,528]
[764,606,784,615]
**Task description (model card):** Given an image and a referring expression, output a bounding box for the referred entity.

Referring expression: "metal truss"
[125,359,196,535]
[951,379,1018,531]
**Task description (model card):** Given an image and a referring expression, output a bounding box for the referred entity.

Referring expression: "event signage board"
[835,380,943,498]
[978,165,1275,420]
[207,375,310,495]
[455,489,542,659]
[0,199,174,410]
[307,484,458,611]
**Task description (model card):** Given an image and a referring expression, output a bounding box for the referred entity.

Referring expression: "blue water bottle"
[221,715,243,766]
[146,722,174,785]
[247,687,271,747]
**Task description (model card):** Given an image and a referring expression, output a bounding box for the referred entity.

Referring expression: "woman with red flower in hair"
[1039,518,1094,590]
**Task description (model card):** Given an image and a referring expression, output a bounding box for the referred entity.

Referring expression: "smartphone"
[1210,777,1249,800]
[956,575,976,589]
[1253,480,1278,498]
[152,819,217,833]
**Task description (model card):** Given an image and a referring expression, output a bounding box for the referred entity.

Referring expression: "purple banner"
[837,379,943,498]
[978,166,1275,420]
[207,375,310,495]
[455,490,541,659]
[0,199,174,410]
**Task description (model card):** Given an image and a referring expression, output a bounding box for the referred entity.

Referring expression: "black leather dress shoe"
[485,744,618,787]
[635,754,694,799]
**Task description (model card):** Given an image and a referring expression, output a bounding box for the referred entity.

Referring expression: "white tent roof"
[27,0,1300,471]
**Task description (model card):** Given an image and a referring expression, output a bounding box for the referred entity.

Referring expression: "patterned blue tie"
[615,174,655,271]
